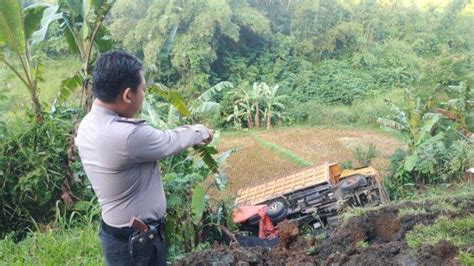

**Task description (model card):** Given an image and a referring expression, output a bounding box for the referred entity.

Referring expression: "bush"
[387,139,472,198]
[353,144,379,166]
[286,89,404,127]
[0,108,90,238]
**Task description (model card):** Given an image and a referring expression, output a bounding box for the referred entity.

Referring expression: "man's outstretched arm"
[128,124,212,163]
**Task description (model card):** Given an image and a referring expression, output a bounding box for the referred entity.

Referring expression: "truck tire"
[340,175,367,191]
[266,200,288,223]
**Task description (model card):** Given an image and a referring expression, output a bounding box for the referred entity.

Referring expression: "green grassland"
[0,57,80,121]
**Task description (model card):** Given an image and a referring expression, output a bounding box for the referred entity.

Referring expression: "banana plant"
[54,0,115,110]
[377,89,435,151]
[261,82,286,129]
[377,90,445,172]
[230,85,254,128]
[250,82,265,128]
[435,81,473,137]
[143,83,224,174]
[189,81,233,117]
[225,105,246,129]
[0,0,62,123]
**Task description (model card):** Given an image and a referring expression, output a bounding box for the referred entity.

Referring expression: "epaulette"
[115,117,146,124]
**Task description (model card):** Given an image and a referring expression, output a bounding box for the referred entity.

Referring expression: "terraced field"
[217,127,405,194]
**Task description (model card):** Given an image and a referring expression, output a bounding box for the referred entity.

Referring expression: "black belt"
[101,218,165,242]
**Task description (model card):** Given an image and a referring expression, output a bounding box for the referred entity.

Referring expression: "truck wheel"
[266,200,288,223]
[340,175,367,191]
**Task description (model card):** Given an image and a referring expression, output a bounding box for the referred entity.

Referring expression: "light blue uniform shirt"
[75,103,209,227]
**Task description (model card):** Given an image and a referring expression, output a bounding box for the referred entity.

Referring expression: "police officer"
[75,51,213,265]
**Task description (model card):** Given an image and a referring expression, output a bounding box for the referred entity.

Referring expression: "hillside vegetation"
[0,0,472,263]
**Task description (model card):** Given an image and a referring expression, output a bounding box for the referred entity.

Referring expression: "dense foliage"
[0,109,90,238]
[0,0,473,262]
[108,0,473,129]
[380,90,473,197]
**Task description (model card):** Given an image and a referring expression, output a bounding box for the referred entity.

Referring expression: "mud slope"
[178,192,474,265]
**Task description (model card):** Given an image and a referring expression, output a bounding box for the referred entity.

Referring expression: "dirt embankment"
[178,195,474,265]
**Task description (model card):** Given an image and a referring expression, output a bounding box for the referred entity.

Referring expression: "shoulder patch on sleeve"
[115,117,146,124]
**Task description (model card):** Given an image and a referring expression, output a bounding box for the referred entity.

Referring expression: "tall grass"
[0,223,102,265]
[0,199,103,265]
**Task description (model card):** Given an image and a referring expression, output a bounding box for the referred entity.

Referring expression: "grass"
[218,126,404,193]
[0,223,102,265]
[401,183,474,202]
[406,215,474,250]
[339,205,382,226]
[217,134,300,193]
[406,215,474,265]
[341,183,473,224]
[0,56,80,122]
[355,240,369,249]
[0,200,103,265]
[460,251,474,266]
[397,207,428,217]
[249,131,312,168]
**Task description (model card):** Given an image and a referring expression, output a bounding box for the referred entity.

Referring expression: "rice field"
[217,127,405,194]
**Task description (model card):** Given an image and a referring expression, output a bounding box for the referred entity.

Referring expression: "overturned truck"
[233,163,390,233]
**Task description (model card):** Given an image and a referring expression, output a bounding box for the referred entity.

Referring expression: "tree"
[55,0,114,111]
[261,82,286,129]
[435,82,473,137]
[232,84,254,129]
[250,82,264,128]
[0,0,61,123]
[190,81,234,119]
[109,0,271,93]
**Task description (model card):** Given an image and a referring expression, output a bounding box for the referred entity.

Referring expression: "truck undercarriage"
[233,163,390,233]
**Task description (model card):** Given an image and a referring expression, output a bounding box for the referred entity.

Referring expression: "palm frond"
[193,145,219,174]
[376,117,404,130]
[141,100,168,129]
[148,83,191,116]
[191,101,221,115]
[157,24,178,66]
[196,81,233,102]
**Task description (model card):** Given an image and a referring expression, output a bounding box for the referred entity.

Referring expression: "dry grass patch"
[218,127,405,195]
[257,128,404,176]
[217,134,300,194]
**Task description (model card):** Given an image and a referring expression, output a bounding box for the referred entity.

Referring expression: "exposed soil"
[177,195,474,265]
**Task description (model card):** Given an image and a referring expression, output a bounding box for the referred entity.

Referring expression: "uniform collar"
[91,103,119,117]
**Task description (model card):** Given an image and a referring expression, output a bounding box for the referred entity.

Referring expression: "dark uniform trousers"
[99,220,166,266]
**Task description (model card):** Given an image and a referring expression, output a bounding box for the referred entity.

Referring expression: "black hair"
[92,50,144,103]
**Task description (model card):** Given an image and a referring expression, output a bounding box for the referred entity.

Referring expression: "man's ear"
[122,88,132,104]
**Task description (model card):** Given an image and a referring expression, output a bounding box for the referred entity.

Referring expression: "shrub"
[311,60,377,105]
[287,89,404,127]
[353,144,379,166]
[380,90,473,198]
[0,108,90,238]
